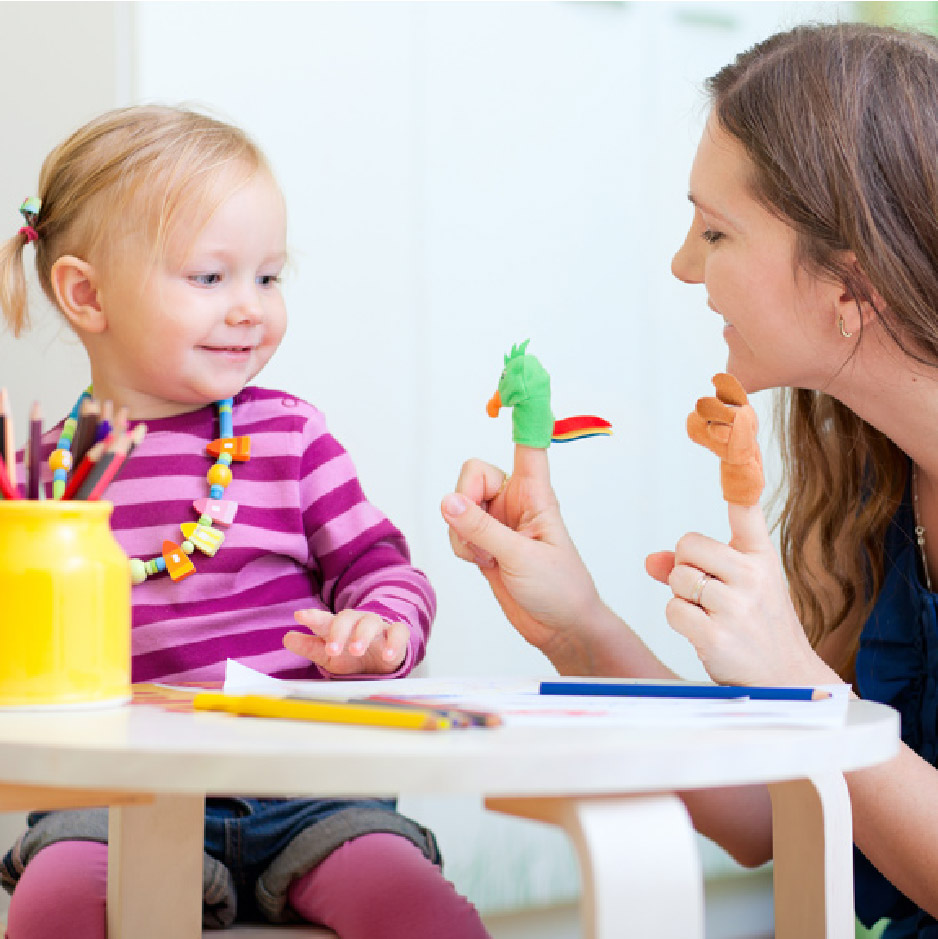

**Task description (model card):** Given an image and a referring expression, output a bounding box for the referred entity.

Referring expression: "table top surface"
[0,692,900,798]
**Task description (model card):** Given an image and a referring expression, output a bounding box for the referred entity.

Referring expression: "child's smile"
[86,166,288,420]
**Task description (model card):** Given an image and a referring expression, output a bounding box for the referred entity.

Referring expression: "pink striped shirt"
[26,386,434,684]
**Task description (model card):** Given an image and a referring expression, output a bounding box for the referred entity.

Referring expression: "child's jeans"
[4,798,490,938]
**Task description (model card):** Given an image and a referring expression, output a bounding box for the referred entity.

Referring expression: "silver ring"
[690,572,709,607]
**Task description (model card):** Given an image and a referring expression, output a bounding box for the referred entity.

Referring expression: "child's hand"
[686,373,764,506]
[284,609,408,676]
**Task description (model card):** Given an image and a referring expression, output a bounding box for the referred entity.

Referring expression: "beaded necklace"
[51,391,250,585]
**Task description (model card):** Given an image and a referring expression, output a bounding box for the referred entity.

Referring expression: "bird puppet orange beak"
[486,390,502,418]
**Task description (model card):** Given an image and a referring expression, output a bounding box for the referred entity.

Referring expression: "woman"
[442,23,938,938]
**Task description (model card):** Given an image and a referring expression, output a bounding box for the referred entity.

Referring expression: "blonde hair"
[707,24,938,677]
[0,105,269,336]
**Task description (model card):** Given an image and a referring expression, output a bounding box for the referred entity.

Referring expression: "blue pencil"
[538,681,832,701]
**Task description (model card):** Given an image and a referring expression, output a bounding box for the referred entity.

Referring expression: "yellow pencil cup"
[0,501,130,708]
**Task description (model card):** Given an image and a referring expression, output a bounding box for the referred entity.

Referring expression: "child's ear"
[50,255,106,333]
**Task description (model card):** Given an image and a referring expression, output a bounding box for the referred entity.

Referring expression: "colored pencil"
[538,681,832,701]
[26,401,42,500]
[75,429,141,501]
[365,695,502,727]
[69,398,100,469]
[95,399,113,443]
[0,388,15,493]
[0,452,19,500]
[192,692,457,731]
[60,437,108,500]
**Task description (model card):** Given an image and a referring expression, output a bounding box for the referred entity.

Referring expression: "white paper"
[222,660,849,728]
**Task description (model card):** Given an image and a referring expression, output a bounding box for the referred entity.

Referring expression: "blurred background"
[0,2,928,936]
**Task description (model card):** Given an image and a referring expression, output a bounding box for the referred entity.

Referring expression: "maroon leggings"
[6,833,490,938]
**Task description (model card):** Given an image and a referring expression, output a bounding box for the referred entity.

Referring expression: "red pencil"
[79,425,145,501]
[61,437,108,500]
[0,452,19,500]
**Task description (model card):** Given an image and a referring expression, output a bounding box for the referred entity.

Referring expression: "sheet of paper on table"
[220,660,849,728]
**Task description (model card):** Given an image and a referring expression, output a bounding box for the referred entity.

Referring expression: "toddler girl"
[0,105,488,939]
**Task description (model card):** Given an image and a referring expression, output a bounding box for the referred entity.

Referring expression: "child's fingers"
[345,612,388,656]
[380,621,410,667]
[293,608,333,634]
[282,629,329,665]
[322,609,363,656]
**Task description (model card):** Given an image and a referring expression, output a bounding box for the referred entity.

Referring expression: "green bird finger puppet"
[487,340,612,447]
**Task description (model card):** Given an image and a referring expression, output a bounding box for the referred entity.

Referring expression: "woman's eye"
[190,273,222,286]
[701,229,724,245]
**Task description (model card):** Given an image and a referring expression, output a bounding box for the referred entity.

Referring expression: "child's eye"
[257,273,282,287]
[190,273,222,286]
[701,229,724,245]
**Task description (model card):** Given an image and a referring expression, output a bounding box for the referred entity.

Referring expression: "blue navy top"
[854,477,938,936]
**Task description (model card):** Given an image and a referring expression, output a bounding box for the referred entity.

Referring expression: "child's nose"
[226,286,264,325]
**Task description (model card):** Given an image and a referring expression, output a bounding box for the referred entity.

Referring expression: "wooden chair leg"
[769,773,854,939]
[487,794,704,939]
[107,794,204,939]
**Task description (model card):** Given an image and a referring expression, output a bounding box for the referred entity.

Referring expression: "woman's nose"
[671,226,703,285]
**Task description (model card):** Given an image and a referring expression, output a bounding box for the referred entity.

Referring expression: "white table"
[0,693,898,939]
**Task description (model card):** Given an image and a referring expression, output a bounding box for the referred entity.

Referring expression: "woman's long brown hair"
[707,23,938,677]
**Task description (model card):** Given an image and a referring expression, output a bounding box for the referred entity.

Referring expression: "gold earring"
[838,315,853,339]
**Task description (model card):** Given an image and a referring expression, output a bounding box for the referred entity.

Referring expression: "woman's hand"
[441,444,605,669]
[646,502,836,685]
[284,609,409,675]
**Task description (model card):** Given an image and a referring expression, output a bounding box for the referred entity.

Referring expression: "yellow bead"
[49,449,72,472]
[207,463,232,488]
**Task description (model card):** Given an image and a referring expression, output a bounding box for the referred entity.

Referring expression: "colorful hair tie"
[18,197,41,243]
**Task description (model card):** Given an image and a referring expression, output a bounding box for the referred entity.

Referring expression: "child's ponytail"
[0,218,36,338]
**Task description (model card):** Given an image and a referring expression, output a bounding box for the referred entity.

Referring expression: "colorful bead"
[207,436,250,461]
[119,396,245,584]
[194,497,238,525]
[207,463,232,488]
[162,540,196,580]
[181,522,224,556]
[49,449,72,472]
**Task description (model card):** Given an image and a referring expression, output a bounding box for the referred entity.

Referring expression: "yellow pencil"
[192,692,455,731]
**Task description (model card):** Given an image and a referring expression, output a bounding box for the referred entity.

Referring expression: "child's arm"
[283,406,434,679]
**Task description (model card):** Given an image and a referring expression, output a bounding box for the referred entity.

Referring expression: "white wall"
[0,0,850,917]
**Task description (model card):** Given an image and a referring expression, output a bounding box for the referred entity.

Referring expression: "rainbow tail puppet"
[487,340,612,448]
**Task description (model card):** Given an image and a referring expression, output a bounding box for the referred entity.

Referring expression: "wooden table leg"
[769,773,854,939]
[487,794,704,939]
[107,793,204,939]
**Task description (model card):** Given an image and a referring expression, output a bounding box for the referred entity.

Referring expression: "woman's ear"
[833,254,885,338]
[50,255,106,334]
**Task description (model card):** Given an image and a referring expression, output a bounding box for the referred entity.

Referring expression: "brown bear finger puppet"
[686,373,764,506]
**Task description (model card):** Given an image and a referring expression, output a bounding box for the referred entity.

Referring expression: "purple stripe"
[300,434,347,475]
[319,523,402,590]
[132,625,304,682]
[302,478,365,529]
[132,571,317,627]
